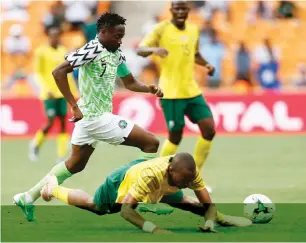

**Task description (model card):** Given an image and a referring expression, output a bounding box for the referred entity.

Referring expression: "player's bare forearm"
[195,52,209,67]
[195,52,215,76]
[195,189,217,222]
[121,74,163,97]
[52,61,77,107]
[136,47,156,57]
[120,203,146,229]
[121,73,150,93]
[121,193,162,233]
[203,203,217,222]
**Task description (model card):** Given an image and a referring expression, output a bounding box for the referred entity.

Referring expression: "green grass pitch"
[1,135,306,242]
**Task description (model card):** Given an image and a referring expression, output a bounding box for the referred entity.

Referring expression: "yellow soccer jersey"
[140,21,202,99]
[34,45,77,100]
[116,156,206,203]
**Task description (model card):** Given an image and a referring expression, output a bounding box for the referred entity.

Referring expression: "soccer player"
[13,13,164,221]
[40,153,251,233]
[137,1,216,171]
[29,27,77,162]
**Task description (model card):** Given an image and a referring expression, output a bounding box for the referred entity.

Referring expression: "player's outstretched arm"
[120,73,163,97]
[136,47,168,58]
[120,193,170,234]
[195,189,217,222]
[195,188,218,233]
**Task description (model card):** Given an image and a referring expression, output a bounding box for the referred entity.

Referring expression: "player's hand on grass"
[69,105,83,122]
[153,48,168,58]
[148,84,164,98]
[205,64,215,76]
[199,220,218,233]
[152,227,172,234]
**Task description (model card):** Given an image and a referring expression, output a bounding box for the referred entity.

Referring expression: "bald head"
[168,153,196,189]
[171,153,196,172]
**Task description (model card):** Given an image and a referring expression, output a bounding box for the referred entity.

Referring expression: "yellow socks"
[33,130,45,148]
[217,211,225,223]
[52,186,72,204]
[57,133,69,159]
[160,140,178,157]
[193,137,212,169]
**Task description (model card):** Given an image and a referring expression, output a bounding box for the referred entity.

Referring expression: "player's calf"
[65,144,94,174]
[141,132,159,153]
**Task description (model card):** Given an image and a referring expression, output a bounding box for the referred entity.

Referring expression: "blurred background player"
[40,153,251,233]
[137,1,216,173]
[29,26,77,163]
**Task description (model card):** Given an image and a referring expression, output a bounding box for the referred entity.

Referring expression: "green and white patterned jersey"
[65,38,130,119]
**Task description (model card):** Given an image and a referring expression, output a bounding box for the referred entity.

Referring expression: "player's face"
[48,29,60,46]
[170,2,190,26]
[168,167,195,189]
[99,25,125,52]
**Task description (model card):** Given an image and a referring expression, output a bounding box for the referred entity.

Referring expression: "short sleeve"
[189,169,206,191]
[117,62,131,78]
[65,39,104,70]
[139,22,168,48]
[128,168,161,202]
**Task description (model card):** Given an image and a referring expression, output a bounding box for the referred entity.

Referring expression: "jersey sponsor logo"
[118,120,128,129]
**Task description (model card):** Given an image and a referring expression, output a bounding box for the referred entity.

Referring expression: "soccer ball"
[243,194,275,224]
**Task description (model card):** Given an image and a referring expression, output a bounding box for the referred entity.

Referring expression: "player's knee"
[169,130,183,145]
[87,202,105,216]
[86,200,97,211]
[93,210,105,216]
[142,133,159,153]
[201,127,216,141]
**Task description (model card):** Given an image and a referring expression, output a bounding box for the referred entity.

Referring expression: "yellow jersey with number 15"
[140,21,201,99]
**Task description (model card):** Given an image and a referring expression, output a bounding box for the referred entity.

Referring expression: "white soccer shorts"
[71,112,134,148]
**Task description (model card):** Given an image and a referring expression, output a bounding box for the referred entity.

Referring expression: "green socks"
[26,162,72,203]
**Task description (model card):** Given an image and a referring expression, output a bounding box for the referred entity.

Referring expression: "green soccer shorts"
[160,95,213,132]
[93,159,145,215]
[44,98,67,118]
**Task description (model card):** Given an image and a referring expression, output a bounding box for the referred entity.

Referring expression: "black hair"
[45,25,61,36]
[97,12,126,32]
[171,0,188,7]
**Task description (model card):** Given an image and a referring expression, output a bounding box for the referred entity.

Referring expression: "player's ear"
[100,27,108,35]
[168,165,173,173]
